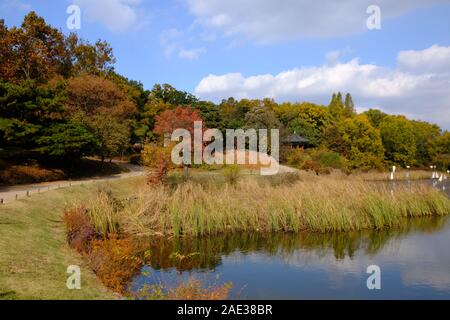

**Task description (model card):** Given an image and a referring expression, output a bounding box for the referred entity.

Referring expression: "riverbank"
[0,177,142,299]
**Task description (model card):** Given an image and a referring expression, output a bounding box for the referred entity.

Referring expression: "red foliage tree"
[153,107,204,137]
[147,107,206,185]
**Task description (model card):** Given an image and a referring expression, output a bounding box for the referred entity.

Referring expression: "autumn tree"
[146,106,204,183]
[437,131,450,169]
[379,115,417,166]
[65,33,116,76]
[332,115,384,169]
[0,19,14,82]
[220,98,253,129]
[363,109,387,128]
[66,75,136,160]
[150,83,198,106]
[438,131,450,155]
[89,115,130,161]
[153,106,204,138]
[0,13,116,83]
[412,120,441,165]
[139,98,171,138]
[0,12,68,83]
[197,101,223,130]
[244,105,281,131]
[279,102,331,146]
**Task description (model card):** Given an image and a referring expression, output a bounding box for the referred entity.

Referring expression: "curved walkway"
[0,163,145,204]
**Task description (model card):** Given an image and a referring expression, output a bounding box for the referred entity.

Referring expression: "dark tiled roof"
[283,133,310,143]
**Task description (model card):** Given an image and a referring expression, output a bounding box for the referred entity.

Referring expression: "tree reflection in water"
[138,216,449,272]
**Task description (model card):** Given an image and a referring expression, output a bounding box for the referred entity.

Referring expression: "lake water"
[131,180,450,299]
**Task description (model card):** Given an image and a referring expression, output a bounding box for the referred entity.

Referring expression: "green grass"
[0,177,142,300]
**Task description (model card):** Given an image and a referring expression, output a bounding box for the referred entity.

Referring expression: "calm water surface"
[131,180,450,299]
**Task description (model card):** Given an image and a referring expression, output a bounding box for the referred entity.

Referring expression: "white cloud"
[160,28,184,56]
[178,47,205,60]
[74,0,141,33]
[160,28,206,60]
[194,45,450,129]
[186,0,449,43]
[398,44,450,73]
[326,47,353,65]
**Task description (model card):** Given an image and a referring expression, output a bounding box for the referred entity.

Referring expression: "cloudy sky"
[2,0,450,128]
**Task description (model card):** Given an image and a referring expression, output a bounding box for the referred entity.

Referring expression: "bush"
[302,159,323,173]
[312,149,347,170]
[222,164,240,184]
[0,163,65,185]
[64,201,147,294]
[141,143,174,185]
[64,207,97,254]
[286,148,311,169]
[89,235,146,293]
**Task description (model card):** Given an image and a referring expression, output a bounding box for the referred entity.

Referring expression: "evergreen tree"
[328,92,344,119]
[343,93,356,117]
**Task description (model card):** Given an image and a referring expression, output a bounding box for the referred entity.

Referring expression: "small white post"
[390,166,396,180]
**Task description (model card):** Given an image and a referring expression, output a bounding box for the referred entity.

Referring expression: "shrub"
[141,143,174,185]
[89,235,146,293]
[65,201,147,294]
[286,148,311,169]
[64,207,97,253]
[222,164,240,184]
[0,163,65,185]
[302,159,323,173]
[310,148,348,171]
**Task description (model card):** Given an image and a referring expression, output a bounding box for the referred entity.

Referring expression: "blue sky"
[2,0,450,127]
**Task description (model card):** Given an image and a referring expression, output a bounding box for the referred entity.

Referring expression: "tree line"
[1,12,449,170]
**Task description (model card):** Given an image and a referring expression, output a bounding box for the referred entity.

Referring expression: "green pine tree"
[328,92,344,119]
[343,93,356,118]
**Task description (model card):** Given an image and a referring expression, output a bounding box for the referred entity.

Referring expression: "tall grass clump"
[222,164,241,184]
[86,190,121,237]
[115,177,450,236]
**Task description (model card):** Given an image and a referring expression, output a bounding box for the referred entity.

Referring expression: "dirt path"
[0,162,145,204]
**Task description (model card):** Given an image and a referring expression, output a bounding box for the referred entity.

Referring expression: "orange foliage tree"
[153,106,204,137]
[144,107,205,184]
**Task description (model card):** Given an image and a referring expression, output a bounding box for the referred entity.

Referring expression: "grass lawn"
[0,176,143,300]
